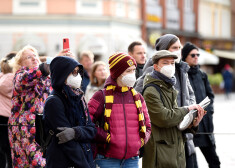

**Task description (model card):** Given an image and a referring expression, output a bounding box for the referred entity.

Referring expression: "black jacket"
[135,64,144,79]
[81,70,90,93]
[44,56,96,168]
[188,65,215,146]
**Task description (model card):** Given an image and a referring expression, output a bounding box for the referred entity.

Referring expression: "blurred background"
[0,0,234,93]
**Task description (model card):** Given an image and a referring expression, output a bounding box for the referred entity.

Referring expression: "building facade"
[0,0,144,61]
[144,0,199,49]
[198,0,235,72]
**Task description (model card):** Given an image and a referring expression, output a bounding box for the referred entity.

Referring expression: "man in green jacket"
[142,50,204,168]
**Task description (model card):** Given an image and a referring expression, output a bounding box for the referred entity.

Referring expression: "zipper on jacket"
[122,92,128,159]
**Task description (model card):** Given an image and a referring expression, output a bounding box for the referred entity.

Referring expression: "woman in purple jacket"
[88,53,151,168]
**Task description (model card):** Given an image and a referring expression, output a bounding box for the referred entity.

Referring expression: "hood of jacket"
[50,56,83,91]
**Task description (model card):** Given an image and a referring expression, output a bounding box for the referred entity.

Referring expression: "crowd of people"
[0,33,228,168]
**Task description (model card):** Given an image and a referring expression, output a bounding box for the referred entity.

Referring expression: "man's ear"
[153,64,158,71]
[128,52,132,56]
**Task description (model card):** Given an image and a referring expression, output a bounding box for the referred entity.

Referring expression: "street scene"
[196,93,235,168]
[0,0,235,168]
[139,93,235,168]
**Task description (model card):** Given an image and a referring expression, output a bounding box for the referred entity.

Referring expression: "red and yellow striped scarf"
[104,85,146,147]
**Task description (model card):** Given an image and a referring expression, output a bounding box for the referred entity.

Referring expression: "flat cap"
[152,50,178,64]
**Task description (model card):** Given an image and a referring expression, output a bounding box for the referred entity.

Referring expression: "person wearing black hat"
[44,56,96,168]
[142,50,204,168]
[182,42,221,168]
[134,34,198,168]
[135,34,195,107]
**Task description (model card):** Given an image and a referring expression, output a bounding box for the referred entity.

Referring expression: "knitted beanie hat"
[182,42,198,61]
[109,53,136,79]
[155,34,178,51]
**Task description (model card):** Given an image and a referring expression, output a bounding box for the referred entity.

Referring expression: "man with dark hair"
[182,42,221,168]
[142,50,204,168]
[128,41,146,79]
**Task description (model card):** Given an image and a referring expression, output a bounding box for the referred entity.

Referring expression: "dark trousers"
[193,145,220,168]
[186,153,197,168]
[0,116,12,168]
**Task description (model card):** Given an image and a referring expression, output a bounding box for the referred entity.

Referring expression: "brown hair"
[166,37,179,50]
[90,61,107,86]
[79,50,94,62]
[0,52,17,74]
[128,41,142,53]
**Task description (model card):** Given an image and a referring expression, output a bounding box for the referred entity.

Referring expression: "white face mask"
[66,73,82,89]
[159,64,175,78]
[173,50,182,63]
[121,73,136,87]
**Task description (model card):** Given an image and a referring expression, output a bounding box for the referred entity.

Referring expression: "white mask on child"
[66,73,82,89]
[121,73,136,87]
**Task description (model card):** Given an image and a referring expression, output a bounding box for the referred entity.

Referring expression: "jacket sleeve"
[88,90,110,143]
[134,66,153,93]
[203,73,215,114]
[14,67,43,91]
[73,111,97,142]
[143,86,188,128]
[44,96,90,167]
[186,74,196,105]
[139,94,151,144]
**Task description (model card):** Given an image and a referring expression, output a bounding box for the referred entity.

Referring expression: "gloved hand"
[56,127,75,144]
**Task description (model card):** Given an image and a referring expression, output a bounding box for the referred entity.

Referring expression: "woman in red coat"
[88,53,151,168]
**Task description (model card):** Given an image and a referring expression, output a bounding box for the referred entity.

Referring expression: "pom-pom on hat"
[109,53,136,79]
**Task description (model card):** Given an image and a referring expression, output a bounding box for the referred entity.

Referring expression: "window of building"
[115,1,125,17]
[147,0,159,5]
[13,0,46,14]
[167,0,178,9]
[76,0,103,15]
[184,0,193,11]
[127,0,140,19]
[214,9,219,36]
[128,5,138,19]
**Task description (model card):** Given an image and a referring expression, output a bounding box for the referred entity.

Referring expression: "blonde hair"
[90,61,107,86]
[10,45,41,73]
[79,50,94,62]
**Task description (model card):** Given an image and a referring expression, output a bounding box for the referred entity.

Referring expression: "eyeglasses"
[190,53,200,58]
[25,55,37,60]
[72,68,80,77]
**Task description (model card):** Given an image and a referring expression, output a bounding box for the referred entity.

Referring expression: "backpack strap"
[42,92,68,149]
[142,83,165,106]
